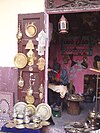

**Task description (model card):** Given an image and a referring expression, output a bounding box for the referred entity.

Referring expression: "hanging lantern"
[58,15,69,33]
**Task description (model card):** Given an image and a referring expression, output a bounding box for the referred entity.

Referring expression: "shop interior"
[48,11,100,96]
[47,11,100,131]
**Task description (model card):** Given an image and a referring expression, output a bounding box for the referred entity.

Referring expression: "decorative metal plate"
[25,23,37,37]
[14,102,27,115]
[26,104,36,116]
[5,122,15,128]
[25,95,35,104]
[41,121,50,126]
[14,53,27,69]
[25,123,42,129]
[36,103,52,121]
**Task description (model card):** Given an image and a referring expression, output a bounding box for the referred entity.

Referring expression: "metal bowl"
[32,116,41,123]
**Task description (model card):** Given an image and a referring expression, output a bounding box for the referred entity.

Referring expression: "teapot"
[88,108,97,118]
[87,108,98,129]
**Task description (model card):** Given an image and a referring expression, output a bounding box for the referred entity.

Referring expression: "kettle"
[88,108,96,118]
[88,108,98,129]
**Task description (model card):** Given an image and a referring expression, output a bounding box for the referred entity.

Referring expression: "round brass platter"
[27,104,36,116]
[36,103,52,121]
[25,24,37,37]
[25,95,35,104]
[14,53,28,68]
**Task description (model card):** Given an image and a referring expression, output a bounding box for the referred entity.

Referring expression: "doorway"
[46,11,100,112]
[47,11,100,95]
[44,1,100,131]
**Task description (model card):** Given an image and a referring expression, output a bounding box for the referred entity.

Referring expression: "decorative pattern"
[0,91,14,128]
[46,0,100,11]
[0,92,13,112]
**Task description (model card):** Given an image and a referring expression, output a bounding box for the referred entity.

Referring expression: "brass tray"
[25,95,35,104]
[26,104,36,116]
[36,103,52,121]
[25,23,37,37]
[5,122,15,128]
[72,122,84,128]
[14,53,27,68]
[25,123,42,130]
[41,121,50,126]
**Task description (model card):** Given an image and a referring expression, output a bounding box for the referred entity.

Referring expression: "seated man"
[48,62,69,108]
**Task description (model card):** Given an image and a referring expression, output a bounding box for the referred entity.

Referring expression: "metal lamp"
[58,15,69,33]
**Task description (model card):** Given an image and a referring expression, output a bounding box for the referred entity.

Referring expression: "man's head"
[53,63,61,72]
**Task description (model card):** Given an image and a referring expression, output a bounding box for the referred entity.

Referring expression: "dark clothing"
[48,89,62,106]
[48,69,69,107]
[48,69,68,85]
[60,69,69,85]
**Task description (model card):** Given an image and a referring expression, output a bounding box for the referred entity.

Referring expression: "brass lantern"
[58,15,69,33]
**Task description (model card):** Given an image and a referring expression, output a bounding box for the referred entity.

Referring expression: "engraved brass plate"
[25,95,35,104]
[27,104,36,116]
[14,53,27,68]
[25,23,37,37]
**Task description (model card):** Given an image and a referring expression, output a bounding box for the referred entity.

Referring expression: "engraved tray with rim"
[14,101,27,115]
[14,53,28,68]
[36,103,52,121]
[25,23,37,37]
[26,104,36,116]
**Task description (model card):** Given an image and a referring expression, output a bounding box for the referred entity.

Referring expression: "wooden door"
[17,13,45,106]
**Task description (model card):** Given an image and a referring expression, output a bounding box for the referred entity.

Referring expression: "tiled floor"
[42,102,95,133]
[52,101,95,127]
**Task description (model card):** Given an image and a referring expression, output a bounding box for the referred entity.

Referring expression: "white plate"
[36,103,52,121]
[14,102,27,115]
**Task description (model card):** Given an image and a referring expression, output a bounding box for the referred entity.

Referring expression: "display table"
[1,125,41,133]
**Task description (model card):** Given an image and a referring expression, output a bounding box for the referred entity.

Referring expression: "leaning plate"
[14,53,27,68]
[26,104,36,116]
[36,103,52,121]
[14,101,27,115]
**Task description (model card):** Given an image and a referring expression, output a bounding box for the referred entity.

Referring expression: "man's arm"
[60,69,69,85]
